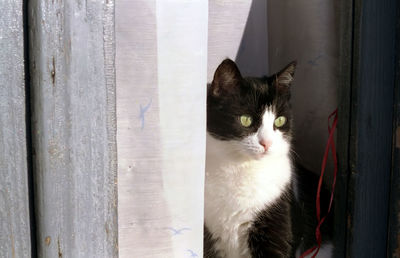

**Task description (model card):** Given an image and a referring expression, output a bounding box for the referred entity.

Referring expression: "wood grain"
[28,1,118,257]
[339,0,399,257]
[0,1,32,257]
[387,7,400,257]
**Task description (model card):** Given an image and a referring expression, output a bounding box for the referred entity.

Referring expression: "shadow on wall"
[236,0,339,179]
[235,0,268,77]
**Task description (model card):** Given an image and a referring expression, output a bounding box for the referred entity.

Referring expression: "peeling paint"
[51,56,56,85]
[45,236,51,246]
[57,238,62,258]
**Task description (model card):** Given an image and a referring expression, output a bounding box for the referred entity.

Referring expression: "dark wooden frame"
[387,4,400,257]
[334,0,400,257]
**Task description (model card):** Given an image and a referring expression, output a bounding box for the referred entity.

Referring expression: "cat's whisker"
[289,148,301,160]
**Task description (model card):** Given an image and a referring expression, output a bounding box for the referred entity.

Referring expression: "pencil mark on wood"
[139,98,152,130]
[186,249,198,257]
[163,227,191,235]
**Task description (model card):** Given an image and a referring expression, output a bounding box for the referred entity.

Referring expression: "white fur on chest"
[205,134,292,258]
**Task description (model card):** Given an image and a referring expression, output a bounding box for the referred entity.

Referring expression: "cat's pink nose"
[259,139,272,152]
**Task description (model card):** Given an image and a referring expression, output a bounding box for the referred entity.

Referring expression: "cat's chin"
[248,150,285,160]
[255,152,273,160]
[244,151,270,160]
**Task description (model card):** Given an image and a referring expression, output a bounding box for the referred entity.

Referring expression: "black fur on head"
[207,59,297,141]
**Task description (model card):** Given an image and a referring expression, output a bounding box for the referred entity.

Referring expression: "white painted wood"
[116,0,207,257]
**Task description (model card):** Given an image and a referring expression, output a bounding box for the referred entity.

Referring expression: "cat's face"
[207,59,296,159]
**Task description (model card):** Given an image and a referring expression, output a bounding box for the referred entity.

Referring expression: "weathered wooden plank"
[345,0,398,256]
[387,7,400,257]
[28,0,118,257]
[0,1,32,257]
[333,0,354,256]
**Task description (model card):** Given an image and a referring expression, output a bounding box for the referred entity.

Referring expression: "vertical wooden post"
[387,6,400,257]
[28,0,118,257]
[0,1,32,257]
[336,0,399,257]
[334,0,353,256]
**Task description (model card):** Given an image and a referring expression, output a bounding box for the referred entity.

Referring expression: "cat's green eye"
[274,116,287,128]
[240,115,253,127]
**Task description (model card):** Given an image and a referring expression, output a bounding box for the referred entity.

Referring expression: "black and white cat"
[204,59,332,258]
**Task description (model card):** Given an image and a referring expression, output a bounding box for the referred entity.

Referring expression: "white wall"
[268,0,339,178]
[208,0,268,80]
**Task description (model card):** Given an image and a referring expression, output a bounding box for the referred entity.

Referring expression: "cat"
[204,59,333,258]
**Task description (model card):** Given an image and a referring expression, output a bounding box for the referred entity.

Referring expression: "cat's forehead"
[239,77,275,107]
[243,77,271,92]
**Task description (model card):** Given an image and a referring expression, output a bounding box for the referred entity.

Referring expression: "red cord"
[300,109,338,258]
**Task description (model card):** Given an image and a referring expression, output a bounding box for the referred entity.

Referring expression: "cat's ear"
[273,61,297,90]
[211,59,242,96]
